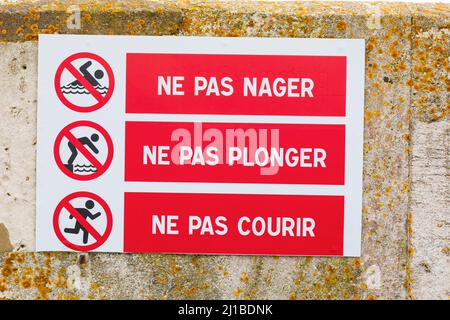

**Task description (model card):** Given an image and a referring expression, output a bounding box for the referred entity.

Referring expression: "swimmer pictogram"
[54,52,115,112]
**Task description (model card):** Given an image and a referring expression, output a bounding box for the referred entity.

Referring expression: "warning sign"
[54,52,115,112]
[36,35,365,256]
[53,191,113,251]
[53,120,113,180]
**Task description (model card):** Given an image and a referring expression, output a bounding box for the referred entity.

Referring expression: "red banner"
[126,53,346,116]
[124,193,344,256]
[125,122,345,185]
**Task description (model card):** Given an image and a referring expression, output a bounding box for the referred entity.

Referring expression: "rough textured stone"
[0,41,36,252]
[0,0,448,300]
[410,3,449,123]
[410,121,449,300]
[0,223,13,252]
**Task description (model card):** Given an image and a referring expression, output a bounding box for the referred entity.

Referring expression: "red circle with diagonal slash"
[54,121,114,181]
[53,191,113,251]
[54,52,115,113]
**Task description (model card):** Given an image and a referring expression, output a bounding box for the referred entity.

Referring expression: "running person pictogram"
[64,200,101,244]
[55,52,115,112]
[54,121,114,180]
[53,191,113,251]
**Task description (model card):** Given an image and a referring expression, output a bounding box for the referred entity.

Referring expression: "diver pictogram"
[53,121,114,180]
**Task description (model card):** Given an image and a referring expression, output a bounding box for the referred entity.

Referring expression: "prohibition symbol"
[54,120,114,181]
[54,52,115,112]
[53,191,113,251]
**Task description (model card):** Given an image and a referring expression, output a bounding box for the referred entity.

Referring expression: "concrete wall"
[0,0,448,299]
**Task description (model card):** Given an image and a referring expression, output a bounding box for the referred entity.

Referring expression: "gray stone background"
[0,0,448,299]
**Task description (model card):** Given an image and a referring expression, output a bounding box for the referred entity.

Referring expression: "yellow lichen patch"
[42,24,58,34]
[336,20,347,32]
[0,280,6,292]
[364,110,382,122]
[133,254,218,299]
[53,268,67,289]
[155,276,168,284]
[24,33,38,41]
[185,286,198,298]
[366,37,377,52]
[289,258,362,300]
[56,293,81,300]
[1,264,12,277]
[0,252,78,299]
[170,260,181,275]
[239,272,249,283]
[0,0,446,300]
[82,12,92,23]
[29,23,38,32]
[405,210,415,300]
[390,40,400,58]
[401,181,410,193]
[21,276,32,289]
[410,21,449,122]
[314,282,321,292]
[324,267,337,285]
[233,286,243,298]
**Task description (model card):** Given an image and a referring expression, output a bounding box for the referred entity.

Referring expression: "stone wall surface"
[0,0,448,300]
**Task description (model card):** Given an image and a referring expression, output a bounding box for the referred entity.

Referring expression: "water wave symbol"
[73,164,97,173]
[61,83,108,95]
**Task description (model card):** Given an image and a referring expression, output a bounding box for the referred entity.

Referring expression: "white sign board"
[37,35,364,256]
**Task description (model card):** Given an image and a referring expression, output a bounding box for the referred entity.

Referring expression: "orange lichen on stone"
[21,276,32,289]
[324,268,337,285]
[0,0,447,300]
[170,261,181,275]
[82,12,92,22]
[401,181,410,193]
[364,110,382,122]
[53,268,67,289]
[336,20,347,31]
[239,272,249,283]
[404,210,415,300]
[389,40,400,59]
[155,276,168,284]
[1,255,14,277]
[185,287,198,298]
[42,24,58,34]
[233,287,243,298]
[29,23,38,32]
